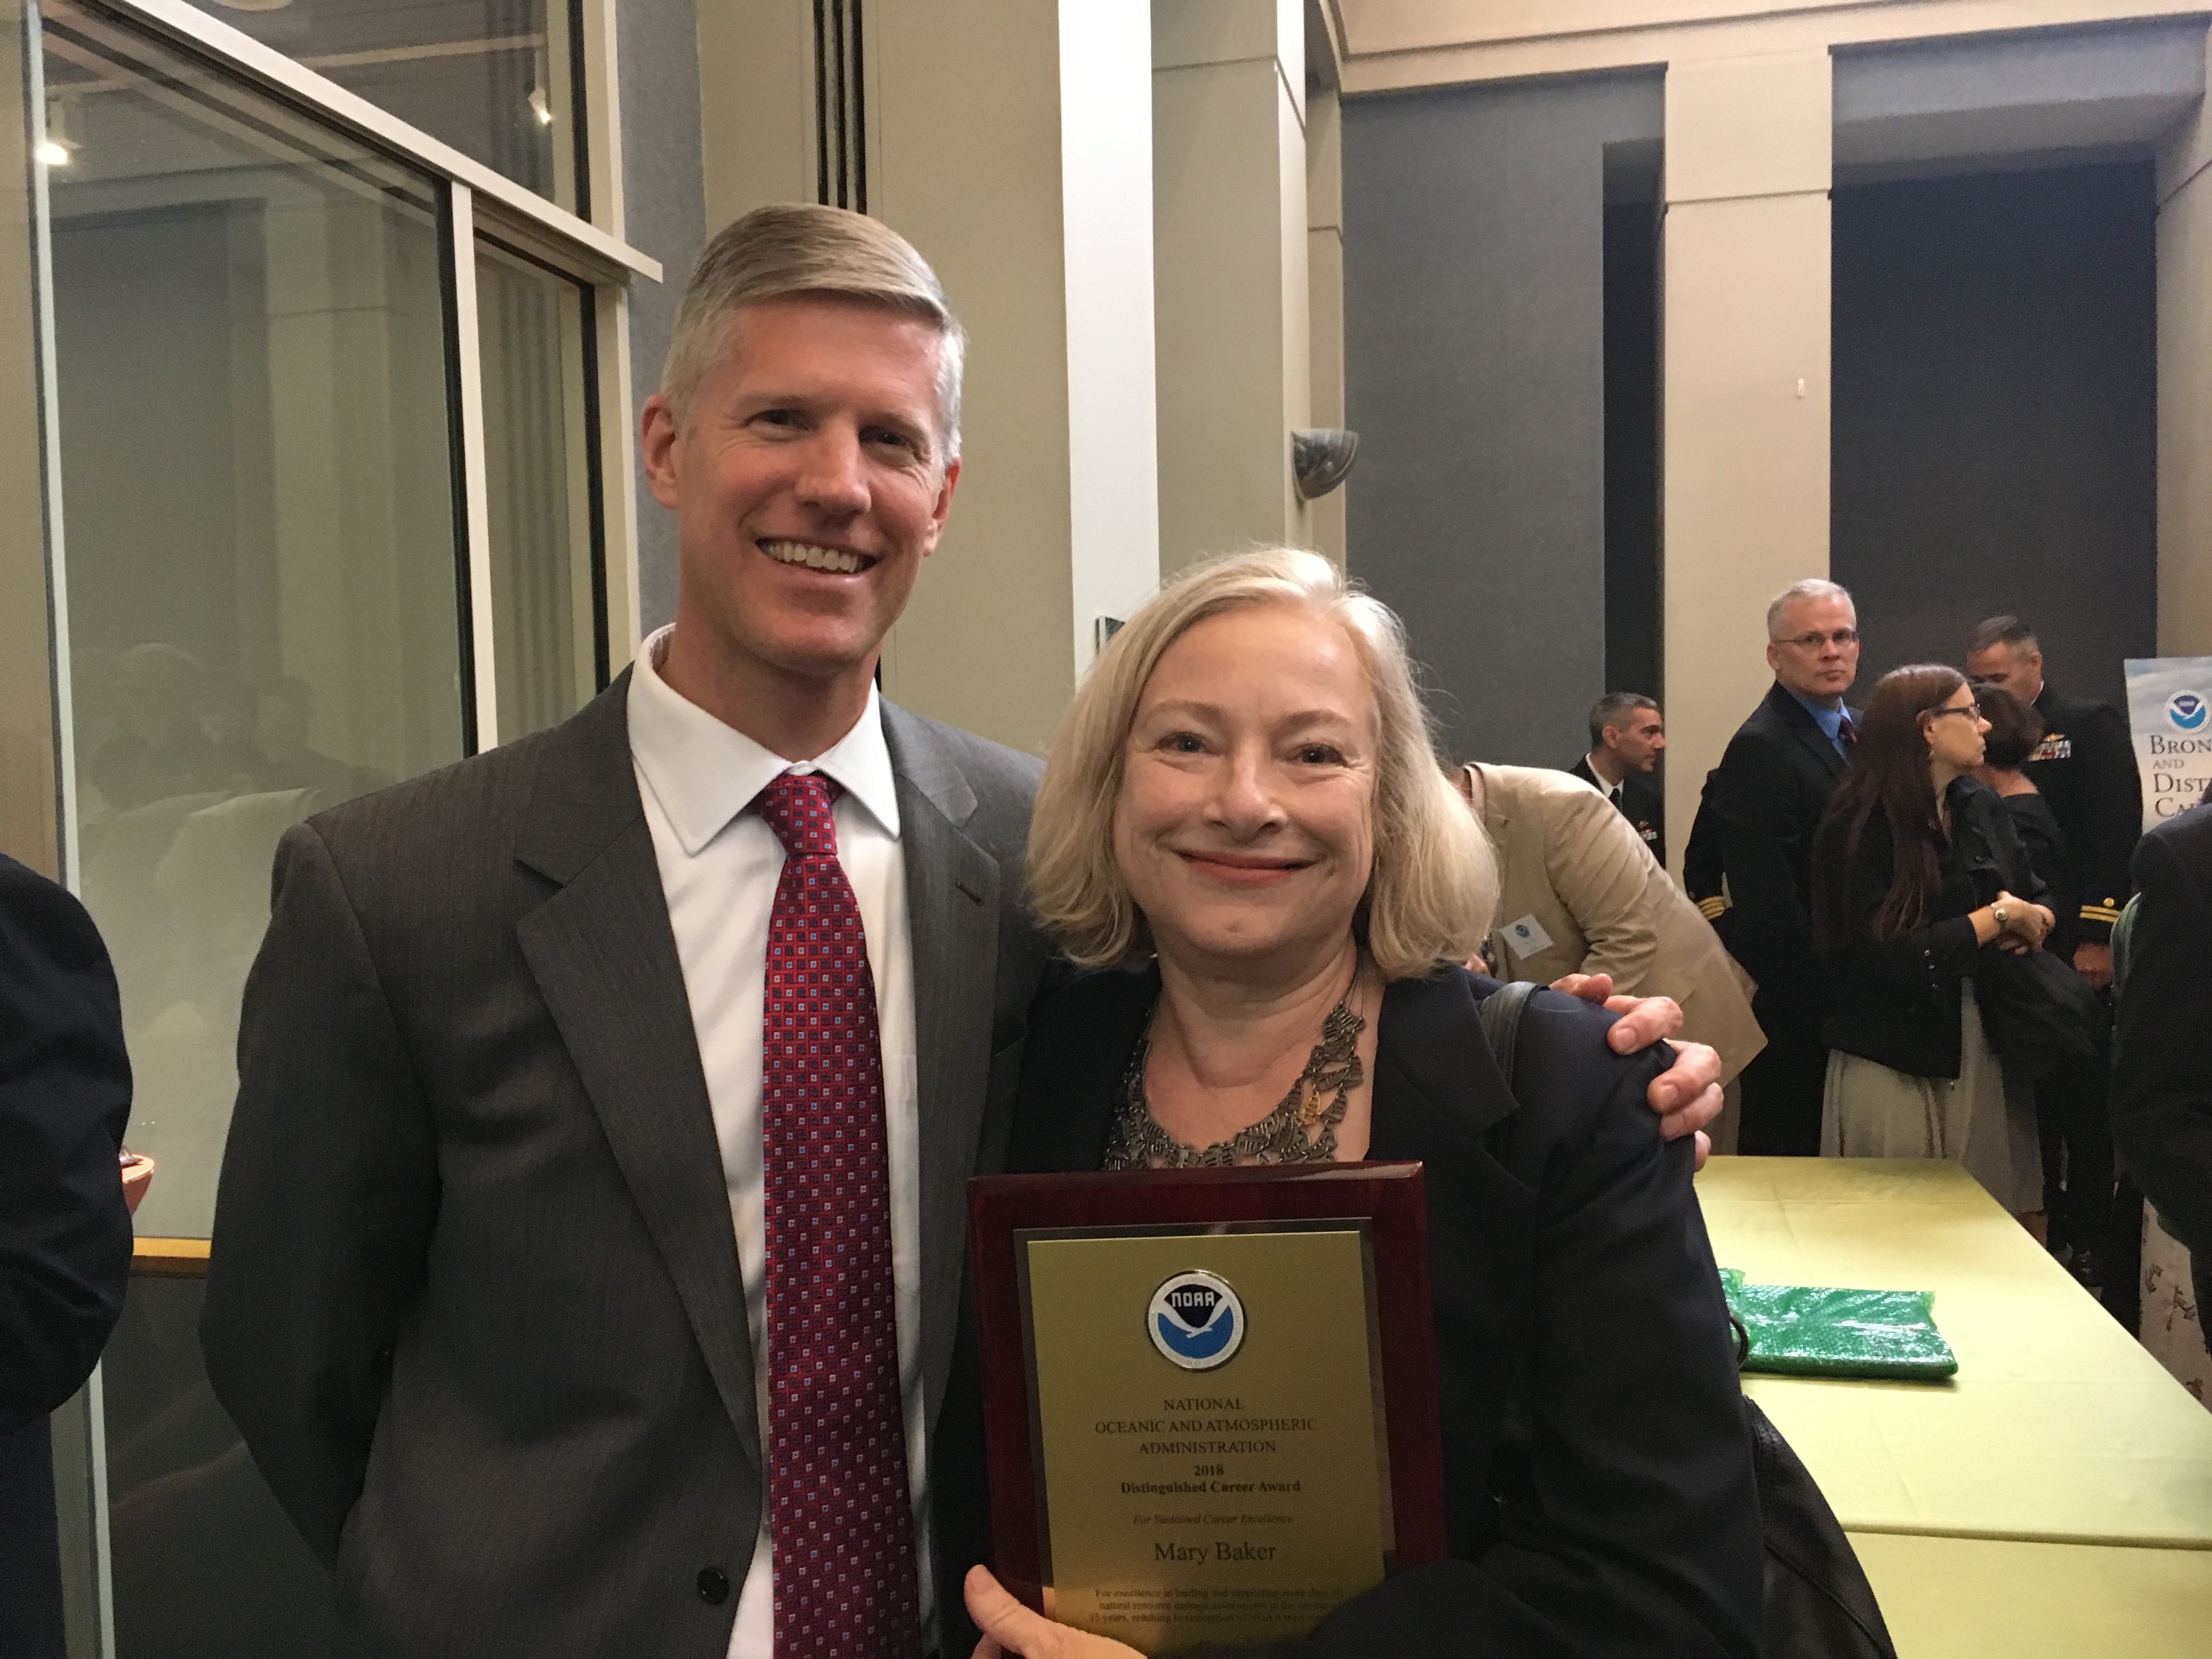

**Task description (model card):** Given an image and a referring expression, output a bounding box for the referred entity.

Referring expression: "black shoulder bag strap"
[1474,979,1899,1659]
[1475,979,1539,1091]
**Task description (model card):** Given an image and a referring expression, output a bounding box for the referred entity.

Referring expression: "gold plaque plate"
[1020,1224,1391,1651]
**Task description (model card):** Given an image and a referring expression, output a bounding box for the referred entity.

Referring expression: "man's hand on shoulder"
[1550,974,1723,1169]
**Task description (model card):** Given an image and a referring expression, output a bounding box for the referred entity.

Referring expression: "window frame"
[40,0,658,771]
[16,8,657,1652]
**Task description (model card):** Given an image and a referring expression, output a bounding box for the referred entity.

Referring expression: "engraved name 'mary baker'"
[1156,1542,1282,1562]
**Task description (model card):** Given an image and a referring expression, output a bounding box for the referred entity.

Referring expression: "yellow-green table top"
[1696,1156,2212,1548]
[1848,1532,2212,1658]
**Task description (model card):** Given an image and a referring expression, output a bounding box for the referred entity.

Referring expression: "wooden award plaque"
[967,1163,1447,1653]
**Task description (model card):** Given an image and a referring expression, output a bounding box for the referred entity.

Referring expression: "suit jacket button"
[697,1567,730,1605]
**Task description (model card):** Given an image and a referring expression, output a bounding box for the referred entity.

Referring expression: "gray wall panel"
[1831,160,2156,713]
[1342,74,1660,768]
[619,0,707,637]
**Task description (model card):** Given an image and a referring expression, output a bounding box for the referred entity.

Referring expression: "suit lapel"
[1769,680,1848,783]
[882,707,1002,1440]
[1365,971,1537,1548]
[1009,969,1156,1175]
[1366,972,1521,1174]
[511,674,761,1469]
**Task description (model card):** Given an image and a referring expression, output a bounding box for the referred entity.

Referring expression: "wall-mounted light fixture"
[530,47,555,126]
[36,92,78,167]
[1292,428,1358,501]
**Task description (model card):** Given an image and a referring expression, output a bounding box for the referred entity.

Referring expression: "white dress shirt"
[627,627,930,1658]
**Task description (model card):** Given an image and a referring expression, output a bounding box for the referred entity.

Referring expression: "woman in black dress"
[1973,681,2097,1255]
[1972,684,2072,935]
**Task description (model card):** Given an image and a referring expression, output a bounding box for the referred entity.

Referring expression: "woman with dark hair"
[1813,665,2055,1220]
[1972,682,2072,941]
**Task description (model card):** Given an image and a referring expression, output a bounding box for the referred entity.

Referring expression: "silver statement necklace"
[1103,978,1368,1169]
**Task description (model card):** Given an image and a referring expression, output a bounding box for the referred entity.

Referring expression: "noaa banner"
[2124,657,2212,829]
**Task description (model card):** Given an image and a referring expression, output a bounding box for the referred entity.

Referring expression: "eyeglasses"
[1774,629,1859,650]
[1925,705,1979,722]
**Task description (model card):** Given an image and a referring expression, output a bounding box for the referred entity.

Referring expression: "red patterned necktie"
[758,771,919,1659]
[1839,713,1858,751]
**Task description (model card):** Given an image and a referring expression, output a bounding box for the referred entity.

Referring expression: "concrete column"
[1306,84,1346,565]
[1660,50,1832,874]
[1152,0,1310,572]
[2158,35,2212,656]
[696,1,1158,757]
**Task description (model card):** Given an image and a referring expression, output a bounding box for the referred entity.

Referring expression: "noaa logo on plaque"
[2170,692,2208,732]
[1147,1269,1245,1370]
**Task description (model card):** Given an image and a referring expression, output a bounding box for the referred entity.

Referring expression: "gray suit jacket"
[201,670,1054,1657]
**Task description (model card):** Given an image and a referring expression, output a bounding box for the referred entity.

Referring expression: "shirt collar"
[1787,686,1847,740]
[627,624,901,856]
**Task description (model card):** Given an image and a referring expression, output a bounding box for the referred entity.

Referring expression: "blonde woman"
[964,550,1762,1659]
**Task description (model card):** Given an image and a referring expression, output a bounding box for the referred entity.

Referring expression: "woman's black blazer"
[1814,779,2045,1079]
[1000,964,1764,1659]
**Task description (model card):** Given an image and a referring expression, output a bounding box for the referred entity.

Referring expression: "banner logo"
[1147,1269,1244,1370]
[2170,692,2208,732]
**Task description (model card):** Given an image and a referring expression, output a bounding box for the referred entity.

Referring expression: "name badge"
[1503,914,1555,957]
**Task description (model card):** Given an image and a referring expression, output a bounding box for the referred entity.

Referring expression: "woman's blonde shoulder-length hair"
[1026,547,1500,980]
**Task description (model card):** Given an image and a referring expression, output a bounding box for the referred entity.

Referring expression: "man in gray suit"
[203,206,1722,1659]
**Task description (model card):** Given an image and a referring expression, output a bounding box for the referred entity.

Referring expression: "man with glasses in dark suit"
[1685,579,1864,1156]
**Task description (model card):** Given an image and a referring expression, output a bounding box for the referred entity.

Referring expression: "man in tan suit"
[1458,763,1766,1085]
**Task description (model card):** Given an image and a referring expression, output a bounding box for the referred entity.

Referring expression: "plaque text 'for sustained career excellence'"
[1022,1227,1391,1651]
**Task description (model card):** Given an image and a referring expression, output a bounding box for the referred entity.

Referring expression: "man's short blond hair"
[1027,548,1499,980]
[658,202,966,457]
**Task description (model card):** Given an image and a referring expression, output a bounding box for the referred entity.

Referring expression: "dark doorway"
[1602,198,1662,708]
[1831,159,2156,712]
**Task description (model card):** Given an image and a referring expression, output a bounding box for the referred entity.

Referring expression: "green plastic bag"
[1719,1267,1958,1381]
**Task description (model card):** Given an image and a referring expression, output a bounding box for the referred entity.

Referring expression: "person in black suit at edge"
[2111,798,2212,1354]
[1,854,135,1659]
[961,549,1763,1659]
[1569,691,1666,867]
[1965,616,2140,1289]
[1684,579,1864,1156]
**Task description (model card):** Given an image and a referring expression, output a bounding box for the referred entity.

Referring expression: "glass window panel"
[478,236,601,740]
[0,0,59,876]
[182,0,582,212]
[41,0,465,1239]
